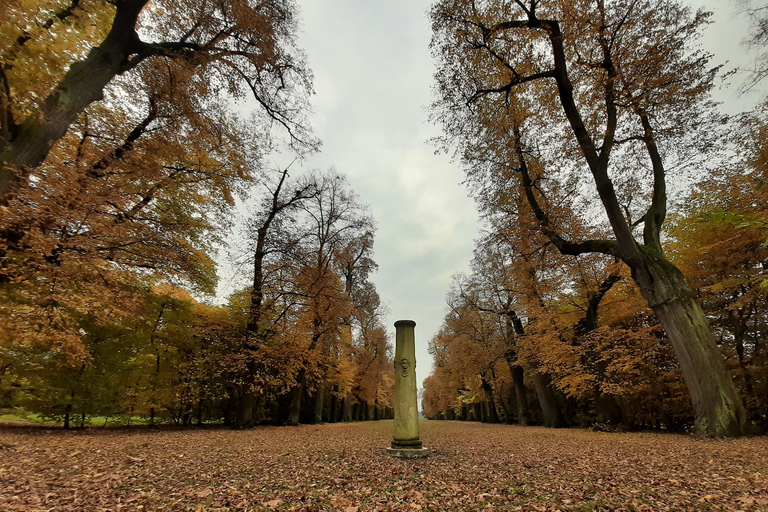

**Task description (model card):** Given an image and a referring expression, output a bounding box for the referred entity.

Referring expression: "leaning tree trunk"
[532,372,565,428]
[632,251,747,436]
[0,0,150,201]
[491,387,510,424]
[480,377,501,423]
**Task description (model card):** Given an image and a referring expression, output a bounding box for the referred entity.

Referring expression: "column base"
[386,447,429,459]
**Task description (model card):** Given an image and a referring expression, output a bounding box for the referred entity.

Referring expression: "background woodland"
[1,0,767,437]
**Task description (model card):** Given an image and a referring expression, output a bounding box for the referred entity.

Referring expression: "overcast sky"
[289,0,477,389]
[221,0,765,389]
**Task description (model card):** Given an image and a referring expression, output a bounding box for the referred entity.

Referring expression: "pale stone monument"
[387,320,428,458]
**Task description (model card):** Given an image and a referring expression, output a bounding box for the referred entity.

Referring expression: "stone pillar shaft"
[388,320,426,457]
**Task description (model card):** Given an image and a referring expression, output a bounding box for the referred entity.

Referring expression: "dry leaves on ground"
[1,420,767,511]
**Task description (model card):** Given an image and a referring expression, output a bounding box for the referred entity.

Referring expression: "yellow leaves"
[1,0,116,118]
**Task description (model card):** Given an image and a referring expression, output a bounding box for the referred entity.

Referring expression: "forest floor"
[1,420,767,511]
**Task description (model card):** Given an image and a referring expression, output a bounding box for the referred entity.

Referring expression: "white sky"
[291,0,477,388]
[221,0,766,390]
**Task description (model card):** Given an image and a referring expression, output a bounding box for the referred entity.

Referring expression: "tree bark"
[480,376,500,423]
[532,372,565,428]
[511,364,531,426]
[312,381,325,424]
[472,402,482,421]
[330,387,339,423]
[341,392,352,422]
[632,251,748,436]
[491,385,510,424]
[235,386,254,428]
[287,369,306,426]
[0,0,150,201]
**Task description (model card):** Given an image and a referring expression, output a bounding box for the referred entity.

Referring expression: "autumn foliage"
[423,101,768,431]
[0,2,391,427]
[424,0,768,436]
[1,0,768,441]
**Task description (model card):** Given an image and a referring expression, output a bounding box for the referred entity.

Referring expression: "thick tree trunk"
[472,402,482,421]
[511,365,531,426]
[532,372,565,428]
[341,393,352,422]
[632,250,748,436]
[0,0,150,201]
[480,377,500,423]
[488,400,500,423]
[330,389,339,423]
[288,370,306,426]
[492,389,510,424]
[235,387,254,427]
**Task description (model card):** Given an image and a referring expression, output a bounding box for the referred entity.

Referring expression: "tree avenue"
[1,0,765,436]
[430,0,749,436]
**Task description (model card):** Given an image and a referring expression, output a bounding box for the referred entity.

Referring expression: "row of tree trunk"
[429,367,637,429]
[227,384,392,427]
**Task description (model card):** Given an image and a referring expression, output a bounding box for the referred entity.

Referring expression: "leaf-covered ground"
[1,420,767,511]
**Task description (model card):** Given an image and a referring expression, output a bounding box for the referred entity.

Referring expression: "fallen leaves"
[0,421,766,511]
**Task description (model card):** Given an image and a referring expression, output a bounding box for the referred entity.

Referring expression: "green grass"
[0,410,155,427]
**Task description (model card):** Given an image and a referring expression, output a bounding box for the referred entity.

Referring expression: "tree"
[0,0,317,363]
[0,0,316,202]
[734,0,768,93]
[284,171,375,425]
[335,228,382,421]
[431,0,748,436]
[233,166,318,426]
[0,56,259,360]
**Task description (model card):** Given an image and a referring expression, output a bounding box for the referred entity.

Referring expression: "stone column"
[387,320,428,458]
